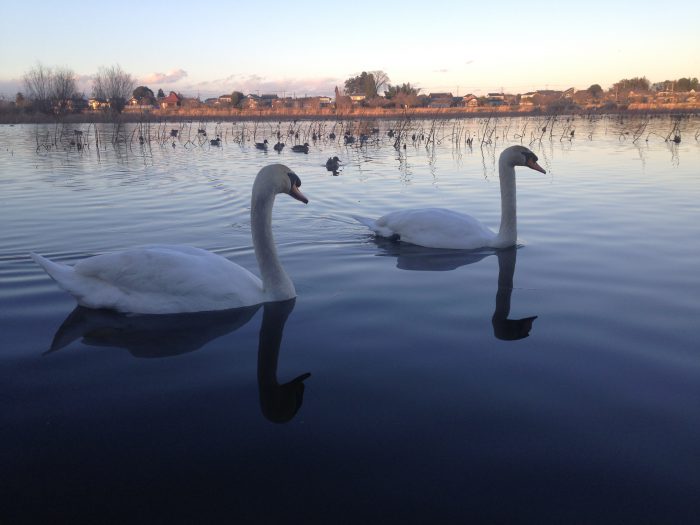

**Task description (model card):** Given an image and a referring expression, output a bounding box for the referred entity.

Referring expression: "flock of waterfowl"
[31,146,545,315]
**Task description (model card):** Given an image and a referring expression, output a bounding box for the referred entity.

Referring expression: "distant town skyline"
[1,0,698,100]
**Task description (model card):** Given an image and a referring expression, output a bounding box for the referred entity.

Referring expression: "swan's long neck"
[251,187,295,301]
[496,157,517,246]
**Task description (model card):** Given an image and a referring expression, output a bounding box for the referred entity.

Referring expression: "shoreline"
[1,105,698,125]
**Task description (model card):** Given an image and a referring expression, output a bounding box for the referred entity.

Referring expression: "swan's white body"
[354,145,545,250]
[31,164,308,314]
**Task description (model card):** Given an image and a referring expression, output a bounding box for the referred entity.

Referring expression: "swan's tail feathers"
[30,252,78,291]
[351,215,395,238]
[351,214,376,229]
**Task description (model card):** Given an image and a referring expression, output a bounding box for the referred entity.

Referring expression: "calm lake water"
[1,116,699,523]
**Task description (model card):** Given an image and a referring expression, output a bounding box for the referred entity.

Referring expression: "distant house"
[241,95,260,110]
[654,91,675,103]
[287,96,330,110]
[520,92,536,105]
[572,90,594,105]
[160,91,181,109]
[88,98,110,110]
[462,94,479,107]
[126,96,155,111]
[486,93,506,106]
[428,92,453,108]
[217,94,233,105]
[241,94,279,110]
[349,94,366,104]
[259,94,279,108]
[63,96,88,113]
[180,97,203,109]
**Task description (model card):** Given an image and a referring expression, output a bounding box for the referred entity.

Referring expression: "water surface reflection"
[45,299,310,423]
[372,240,537,339]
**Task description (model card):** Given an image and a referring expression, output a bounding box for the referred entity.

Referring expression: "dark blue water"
[1,117,699,523]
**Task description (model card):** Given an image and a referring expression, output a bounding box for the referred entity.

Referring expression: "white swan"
[31,164,308,314]
[354,145,545,249]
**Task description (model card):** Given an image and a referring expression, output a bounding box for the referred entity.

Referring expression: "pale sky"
[1,0,697,99]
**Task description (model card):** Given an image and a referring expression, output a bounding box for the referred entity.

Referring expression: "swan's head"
[502,145,546,174]
[255,164,308,204]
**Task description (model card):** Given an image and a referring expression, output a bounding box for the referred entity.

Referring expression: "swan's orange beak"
[289,184,308,204]
[526,157,546,174]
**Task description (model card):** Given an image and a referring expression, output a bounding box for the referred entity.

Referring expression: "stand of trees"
[133,85,156,105]
[20,62,135,116]
[344,71,390,98]
[7,63,699,120]
[22,62,79,116]
[92,65,135,114]
[659,77,699,91]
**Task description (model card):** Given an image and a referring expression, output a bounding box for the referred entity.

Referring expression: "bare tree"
[370,70,390,95]
[51,67,78,115]
[22,62,53,113]
[93,64,135,114]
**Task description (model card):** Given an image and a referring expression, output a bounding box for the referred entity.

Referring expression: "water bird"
[329,132,336,140]
[31,165,309,314]
[255,139,269,150]
[210,137,221,146]
[292,143,309,153]
[344,135,355,144]
[672,135,681,144]
[353,145,545,249]
[325,156,341,173]
[273,142,285,152]
[170,129,178,137]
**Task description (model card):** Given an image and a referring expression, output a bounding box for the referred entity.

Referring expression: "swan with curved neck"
[354,145,545,249]
[31,164,308,314]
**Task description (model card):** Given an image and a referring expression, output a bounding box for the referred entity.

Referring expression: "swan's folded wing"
[377,208,496,249]
[74,246,263,313]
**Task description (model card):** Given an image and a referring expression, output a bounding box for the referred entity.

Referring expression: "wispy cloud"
[141,69,188,84]
[186,74,342,98]
[434,69,450,73]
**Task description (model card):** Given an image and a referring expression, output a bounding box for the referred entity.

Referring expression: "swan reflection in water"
[372,238,537,340]
[45,298,310,423]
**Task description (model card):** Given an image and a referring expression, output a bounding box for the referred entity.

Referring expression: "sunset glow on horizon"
[1,0,697,99]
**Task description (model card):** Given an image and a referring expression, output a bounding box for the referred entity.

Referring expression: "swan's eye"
[287,172,301,187]
[523,151,538,163]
